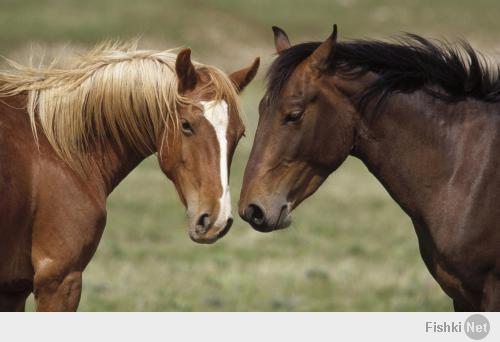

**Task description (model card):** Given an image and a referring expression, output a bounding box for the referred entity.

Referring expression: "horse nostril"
[196,213,211,230]
[246,203,265,225]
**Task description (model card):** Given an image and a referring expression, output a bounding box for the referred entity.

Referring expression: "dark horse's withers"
[239,25,500,311]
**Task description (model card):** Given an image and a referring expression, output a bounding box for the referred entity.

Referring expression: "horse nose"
[195,213,211,233]
[242,203,273,232]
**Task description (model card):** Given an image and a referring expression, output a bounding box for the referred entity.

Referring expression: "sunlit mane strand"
[0,41,241,172]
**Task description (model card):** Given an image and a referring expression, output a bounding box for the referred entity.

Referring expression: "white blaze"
[200,100,231,227]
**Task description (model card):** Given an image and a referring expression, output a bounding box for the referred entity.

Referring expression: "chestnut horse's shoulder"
[0,94,36,210]
[0,95,38,285]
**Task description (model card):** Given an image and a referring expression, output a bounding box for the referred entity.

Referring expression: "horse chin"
[188,219,233,244]
[188,229,220,244]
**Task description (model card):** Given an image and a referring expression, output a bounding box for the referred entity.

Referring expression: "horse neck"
[350,89,480,220]
[89,138,155,196]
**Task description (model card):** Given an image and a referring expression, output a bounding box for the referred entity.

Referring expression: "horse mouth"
[188,217,233,244]
[216,217,233,239]
[274,204,292,230]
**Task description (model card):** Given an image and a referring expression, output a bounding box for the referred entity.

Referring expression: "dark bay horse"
[239,25,500,311]
[0,43,259,311]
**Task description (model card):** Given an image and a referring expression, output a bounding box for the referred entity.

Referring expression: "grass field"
[3,0,499,311]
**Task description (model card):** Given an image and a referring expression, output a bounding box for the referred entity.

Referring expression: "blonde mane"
[0,42,241,171]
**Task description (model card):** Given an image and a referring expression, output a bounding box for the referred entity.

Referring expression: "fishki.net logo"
[425,314,490,340]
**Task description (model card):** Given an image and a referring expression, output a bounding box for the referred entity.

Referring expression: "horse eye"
[181,120,193,135]
[284,110,304,124]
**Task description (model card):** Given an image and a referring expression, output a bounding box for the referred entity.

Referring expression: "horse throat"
[91,137,155,196]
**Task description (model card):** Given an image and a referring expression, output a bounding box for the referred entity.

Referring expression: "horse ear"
[272,26,291,53]
[176,48,198,93]
[229,57,260,92]
[309,24,338,72]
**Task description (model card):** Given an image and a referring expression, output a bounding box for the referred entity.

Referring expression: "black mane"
[266,34,500,111]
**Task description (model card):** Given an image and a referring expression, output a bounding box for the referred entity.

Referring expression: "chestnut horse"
[0,43,259,311]
[240,25,500,311]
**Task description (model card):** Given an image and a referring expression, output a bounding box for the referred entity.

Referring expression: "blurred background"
[3,0,499,311]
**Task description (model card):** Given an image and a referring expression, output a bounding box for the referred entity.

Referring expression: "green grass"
[3,0,500,45]
[2,0,500,66]
[10,0,499,311]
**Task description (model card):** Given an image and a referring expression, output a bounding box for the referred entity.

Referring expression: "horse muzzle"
[239,200,292,232]
[188,212,234,244]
